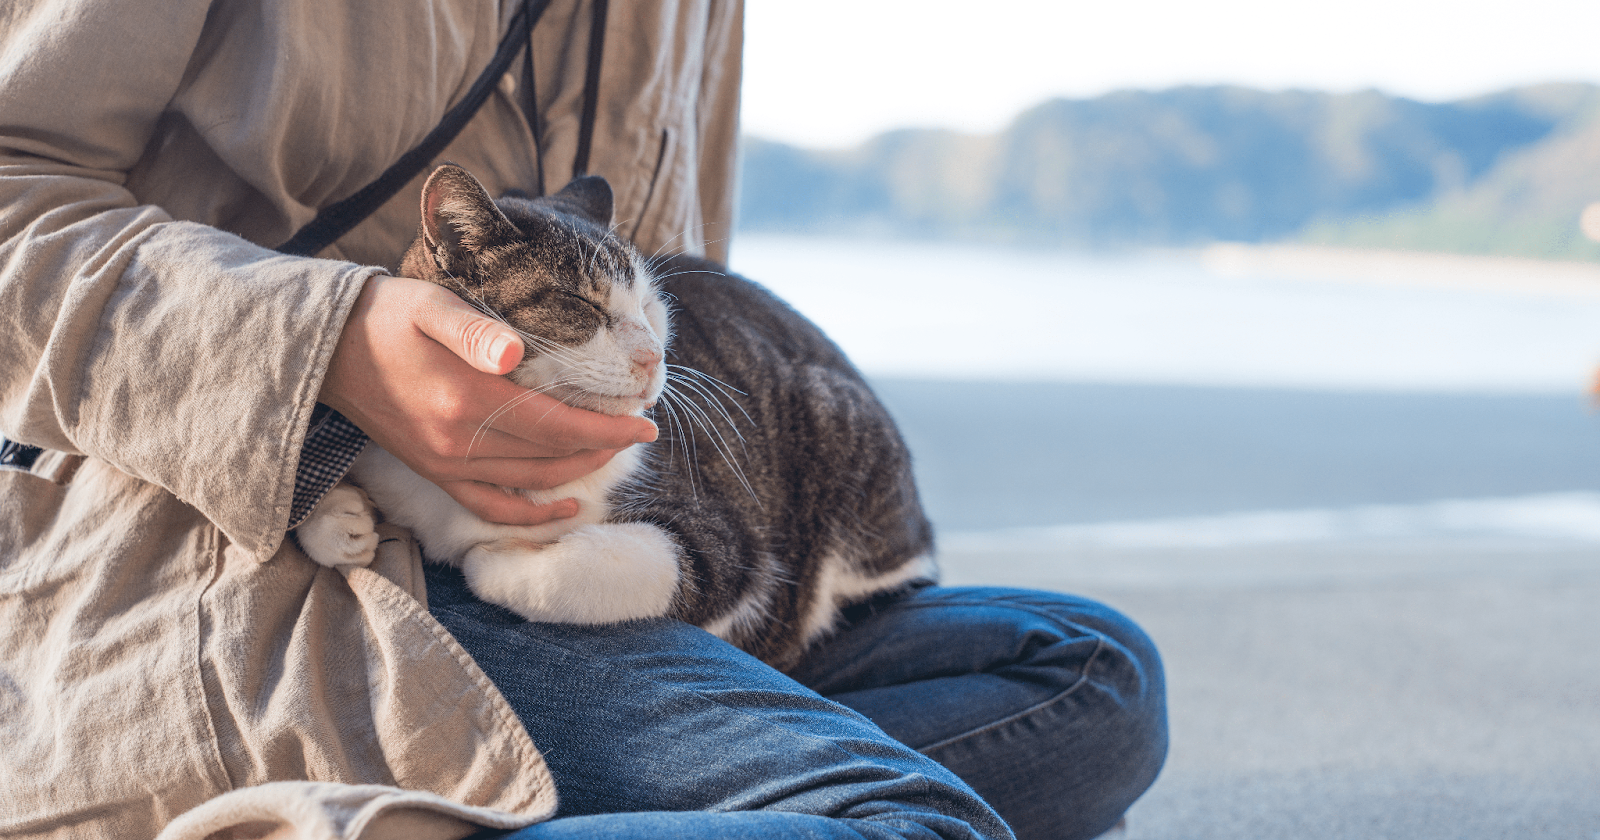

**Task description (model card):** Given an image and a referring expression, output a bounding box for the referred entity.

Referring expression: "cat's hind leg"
[461,523,681,625]
[295,483,380,568]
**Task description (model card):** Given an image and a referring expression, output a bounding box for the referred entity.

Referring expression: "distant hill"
[737,84,1600,260]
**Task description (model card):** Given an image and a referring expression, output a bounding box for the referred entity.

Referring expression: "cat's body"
[299,164,933,670]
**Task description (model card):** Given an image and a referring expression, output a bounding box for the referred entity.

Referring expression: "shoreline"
[734,232,1600,297]
[1198,242,1600,297]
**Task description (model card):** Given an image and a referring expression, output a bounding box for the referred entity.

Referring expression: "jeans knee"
[1036,590,1167,765]
[969,588,1166,718]
[1057,594,1168,828]
[1071,595,1165,714]
[929,590,1167,840]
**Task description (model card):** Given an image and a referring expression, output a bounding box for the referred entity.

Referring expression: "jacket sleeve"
[0,0,378,557]
[695,0,744,265]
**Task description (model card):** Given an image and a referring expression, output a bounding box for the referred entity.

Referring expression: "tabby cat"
[297,164,933,670]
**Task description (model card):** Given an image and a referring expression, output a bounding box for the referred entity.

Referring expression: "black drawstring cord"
[571,0,608,177]
[520,23,547,197]
[274,0,551,256]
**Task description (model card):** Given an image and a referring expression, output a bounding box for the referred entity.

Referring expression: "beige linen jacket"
[0,1,742,838]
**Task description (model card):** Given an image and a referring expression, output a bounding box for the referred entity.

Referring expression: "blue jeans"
[427,567,1166,840]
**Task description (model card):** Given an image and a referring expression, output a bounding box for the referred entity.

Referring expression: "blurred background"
[728,2,1600,838]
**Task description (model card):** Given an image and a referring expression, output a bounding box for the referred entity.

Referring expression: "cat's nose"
[632,346,663,370]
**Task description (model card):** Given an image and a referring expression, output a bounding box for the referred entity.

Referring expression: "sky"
[741,0,1600,148]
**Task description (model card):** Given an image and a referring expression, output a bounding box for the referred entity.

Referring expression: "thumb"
[419,292,525,375]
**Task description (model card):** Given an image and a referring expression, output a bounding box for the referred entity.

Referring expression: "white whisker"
[646,222,712,264]
[668,365,754,425]
[466,373,589,458]
[667,383,757,504]
[467,389,544,459]
[657,392,699,500]
[667,374,750,445]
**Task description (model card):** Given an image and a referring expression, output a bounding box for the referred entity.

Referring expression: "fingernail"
[486,335,513,369]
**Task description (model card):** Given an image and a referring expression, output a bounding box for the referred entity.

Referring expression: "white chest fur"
[348,442,645,561]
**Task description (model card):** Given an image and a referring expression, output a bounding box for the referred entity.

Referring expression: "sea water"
[728,234,1600,393]
[727,235,1600,557]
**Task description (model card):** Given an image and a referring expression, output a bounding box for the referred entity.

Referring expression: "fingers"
[404,380,654,463]
[442,480,580,526]
[452,422,641,462]
[320,275,659,501]
[425,448,624,489]
[405,282,657,452]
[413,285,525,375]
[468,384,659,454]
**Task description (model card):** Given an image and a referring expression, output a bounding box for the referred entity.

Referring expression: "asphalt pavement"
[941,543,1600,840]
[874,379,1600,840]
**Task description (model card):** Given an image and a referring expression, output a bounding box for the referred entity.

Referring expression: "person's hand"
[318,274,657,525]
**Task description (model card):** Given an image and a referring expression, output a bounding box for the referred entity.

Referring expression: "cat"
[297,163,934,670]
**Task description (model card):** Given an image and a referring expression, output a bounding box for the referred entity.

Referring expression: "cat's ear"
[418,164,518,276]
[551,176,615,228]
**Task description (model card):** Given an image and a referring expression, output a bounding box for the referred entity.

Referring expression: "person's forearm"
[0,165,376,555]
[0,0,387,556]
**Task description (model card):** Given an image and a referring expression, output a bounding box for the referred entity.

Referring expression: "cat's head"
[401,164,669,417]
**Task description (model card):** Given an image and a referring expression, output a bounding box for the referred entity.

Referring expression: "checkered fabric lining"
[0,437,41,474]
[289,405,369,529]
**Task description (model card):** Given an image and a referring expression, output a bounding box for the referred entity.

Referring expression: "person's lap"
[791,586,1168,839]
[427,566,1165,840]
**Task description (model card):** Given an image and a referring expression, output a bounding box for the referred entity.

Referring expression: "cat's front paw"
[462,523,681,624]
[296,483,379,568]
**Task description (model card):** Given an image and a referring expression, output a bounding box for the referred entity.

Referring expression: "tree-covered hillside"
[738,84,1600,259]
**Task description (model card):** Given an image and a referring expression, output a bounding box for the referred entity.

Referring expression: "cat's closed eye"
[564,291,610,321]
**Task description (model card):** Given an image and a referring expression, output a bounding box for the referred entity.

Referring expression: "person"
[0,2,1167,839]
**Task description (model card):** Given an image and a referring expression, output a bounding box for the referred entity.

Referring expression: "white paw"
[462,523,681,624]
[296,483,379,568]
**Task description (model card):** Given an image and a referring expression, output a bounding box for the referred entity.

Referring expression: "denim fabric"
[791,588,1169,840]
[428,566,1165,840]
